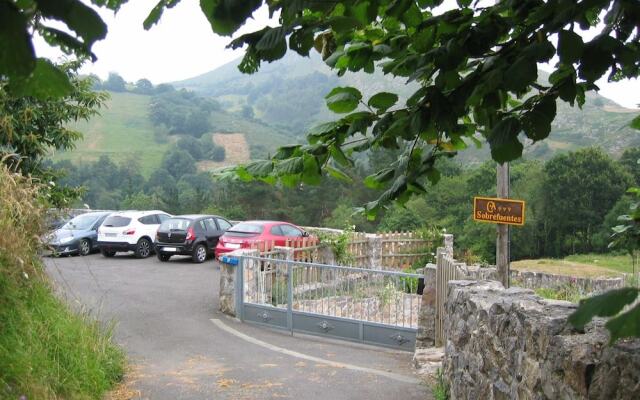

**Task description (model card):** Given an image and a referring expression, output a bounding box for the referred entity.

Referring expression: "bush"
[0,165,124,399]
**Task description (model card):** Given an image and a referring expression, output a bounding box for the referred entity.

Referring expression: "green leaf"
[275,157,304,176]
[568,287,639,330]
[326,166,352,182]
[504,57,537,92]
[558,30,584,64]
[605,303,640,343]
[301,155,321,185]
[368,92,399,113]
[256,27,286,51]
[364,168,395,189]
[200,0,262,36]
[522,96,557,142]
[488,116,523,163]
[579,38,614,82]
[0,1,36,78]
[9,59,73,99]
[144,0,180,30]
[328,16,363,33]
[325,87,362,114]
[244,160,273,177]
[36,0,108,47]
[289,28,315,56]
[631,115,640,130]
[330,145,352,167]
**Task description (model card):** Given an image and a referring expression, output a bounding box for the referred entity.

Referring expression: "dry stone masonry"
[443,280,640,400]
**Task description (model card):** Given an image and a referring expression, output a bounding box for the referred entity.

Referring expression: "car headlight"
[59,236,75,244]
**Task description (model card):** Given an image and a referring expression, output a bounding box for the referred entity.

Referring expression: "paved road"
[44,253,430,400]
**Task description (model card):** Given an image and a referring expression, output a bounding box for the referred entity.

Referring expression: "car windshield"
[225,222,264,236]
[159,218,191,231]
[61,214,99,230]
[102,216,131,228]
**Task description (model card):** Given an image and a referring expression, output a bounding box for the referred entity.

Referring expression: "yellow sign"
[473,197,525,226]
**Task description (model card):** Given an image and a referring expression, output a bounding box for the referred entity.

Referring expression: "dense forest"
[51,146,638,264]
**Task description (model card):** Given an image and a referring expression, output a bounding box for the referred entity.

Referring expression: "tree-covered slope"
[176,54,639,163]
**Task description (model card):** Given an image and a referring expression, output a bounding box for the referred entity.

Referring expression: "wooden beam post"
[496,162,510,288]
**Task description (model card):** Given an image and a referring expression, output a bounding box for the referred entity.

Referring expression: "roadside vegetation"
[0,165,124,399]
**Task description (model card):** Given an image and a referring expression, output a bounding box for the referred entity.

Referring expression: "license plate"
[163,247,177,252]
[227,243,241,249]
[104,233,117,237]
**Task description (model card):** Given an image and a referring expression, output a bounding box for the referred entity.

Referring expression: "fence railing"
[241,256,424,329]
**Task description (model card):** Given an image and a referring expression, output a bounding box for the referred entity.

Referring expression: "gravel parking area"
[44,253,430,400]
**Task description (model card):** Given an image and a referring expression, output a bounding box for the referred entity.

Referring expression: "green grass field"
[52,91,296,176]
[53,92,171,176]
[513,253,637,278]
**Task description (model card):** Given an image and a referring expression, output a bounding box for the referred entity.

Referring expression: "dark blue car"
[46,211,111,256]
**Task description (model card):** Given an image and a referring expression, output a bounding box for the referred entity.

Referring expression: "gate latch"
[390,333,409,345]
[318,320,334,332]
[259,311,271,322]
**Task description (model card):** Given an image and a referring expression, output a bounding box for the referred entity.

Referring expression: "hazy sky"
[35,0,639,108]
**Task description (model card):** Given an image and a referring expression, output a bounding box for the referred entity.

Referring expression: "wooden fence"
[247,231,433,270]
[379,231,433,269]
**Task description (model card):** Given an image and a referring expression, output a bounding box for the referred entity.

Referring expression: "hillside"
[53,92,293,176]
[55,55,639,175]
[176,54,640,163]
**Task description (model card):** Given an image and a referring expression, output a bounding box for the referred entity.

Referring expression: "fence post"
[235,256,244,321]
[443,234,454,257]
[287,261,293,335]
[369,235,383,269]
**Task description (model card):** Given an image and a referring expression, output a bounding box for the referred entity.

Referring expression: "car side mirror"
[302,231,309,237]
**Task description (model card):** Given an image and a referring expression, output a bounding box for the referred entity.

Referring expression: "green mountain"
[55,54,638,175]
[176,54,640,163]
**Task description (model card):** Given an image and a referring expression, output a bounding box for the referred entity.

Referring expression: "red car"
[215,220,313,257]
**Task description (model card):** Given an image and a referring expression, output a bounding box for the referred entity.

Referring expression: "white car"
[97,210,171,258]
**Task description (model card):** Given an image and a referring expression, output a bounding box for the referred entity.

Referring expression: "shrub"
[0,165,125,399]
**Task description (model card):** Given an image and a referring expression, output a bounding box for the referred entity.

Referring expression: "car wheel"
[192,243,207,263]
[101,249,116,257]
[135,238,152,258]
[157,252,171,262]
[79,239,91,256]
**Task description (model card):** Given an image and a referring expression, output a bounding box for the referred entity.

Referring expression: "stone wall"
[443,280,640,400]
[415,265,436,347]
[456,265,624,295]
[218,259,237,317]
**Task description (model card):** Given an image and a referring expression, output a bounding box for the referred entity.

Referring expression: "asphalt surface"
[44,253,430,400]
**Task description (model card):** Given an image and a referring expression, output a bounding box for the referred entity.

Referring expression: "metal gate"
[234,255,423,351]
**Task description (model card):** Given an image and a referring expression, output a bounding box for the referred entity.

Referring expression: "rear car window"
[159,218,191,231]
[61,214,100,230]
[281,225,303,237]
[138,215,158,225]
[226,222,264,237]
[270,225,284,236]
[217,218,232,231]
[103,216,131,227]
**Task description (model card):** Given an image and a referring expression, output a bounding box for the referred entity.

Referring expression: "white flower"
[23,272,29,280]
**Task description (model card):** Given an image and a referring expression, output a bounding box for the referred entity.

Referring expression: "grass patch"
[52,91,296,175]
[53,92,170,176]
[534,285,584,303]
[564,253,636,275]
[0,165,124,399]
[512,253,635,278]
[0,268,125,399]
[431,368,449,400]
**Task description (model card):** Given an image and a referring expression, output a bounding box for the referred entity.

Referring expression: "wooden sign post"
[473,193,526,288]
